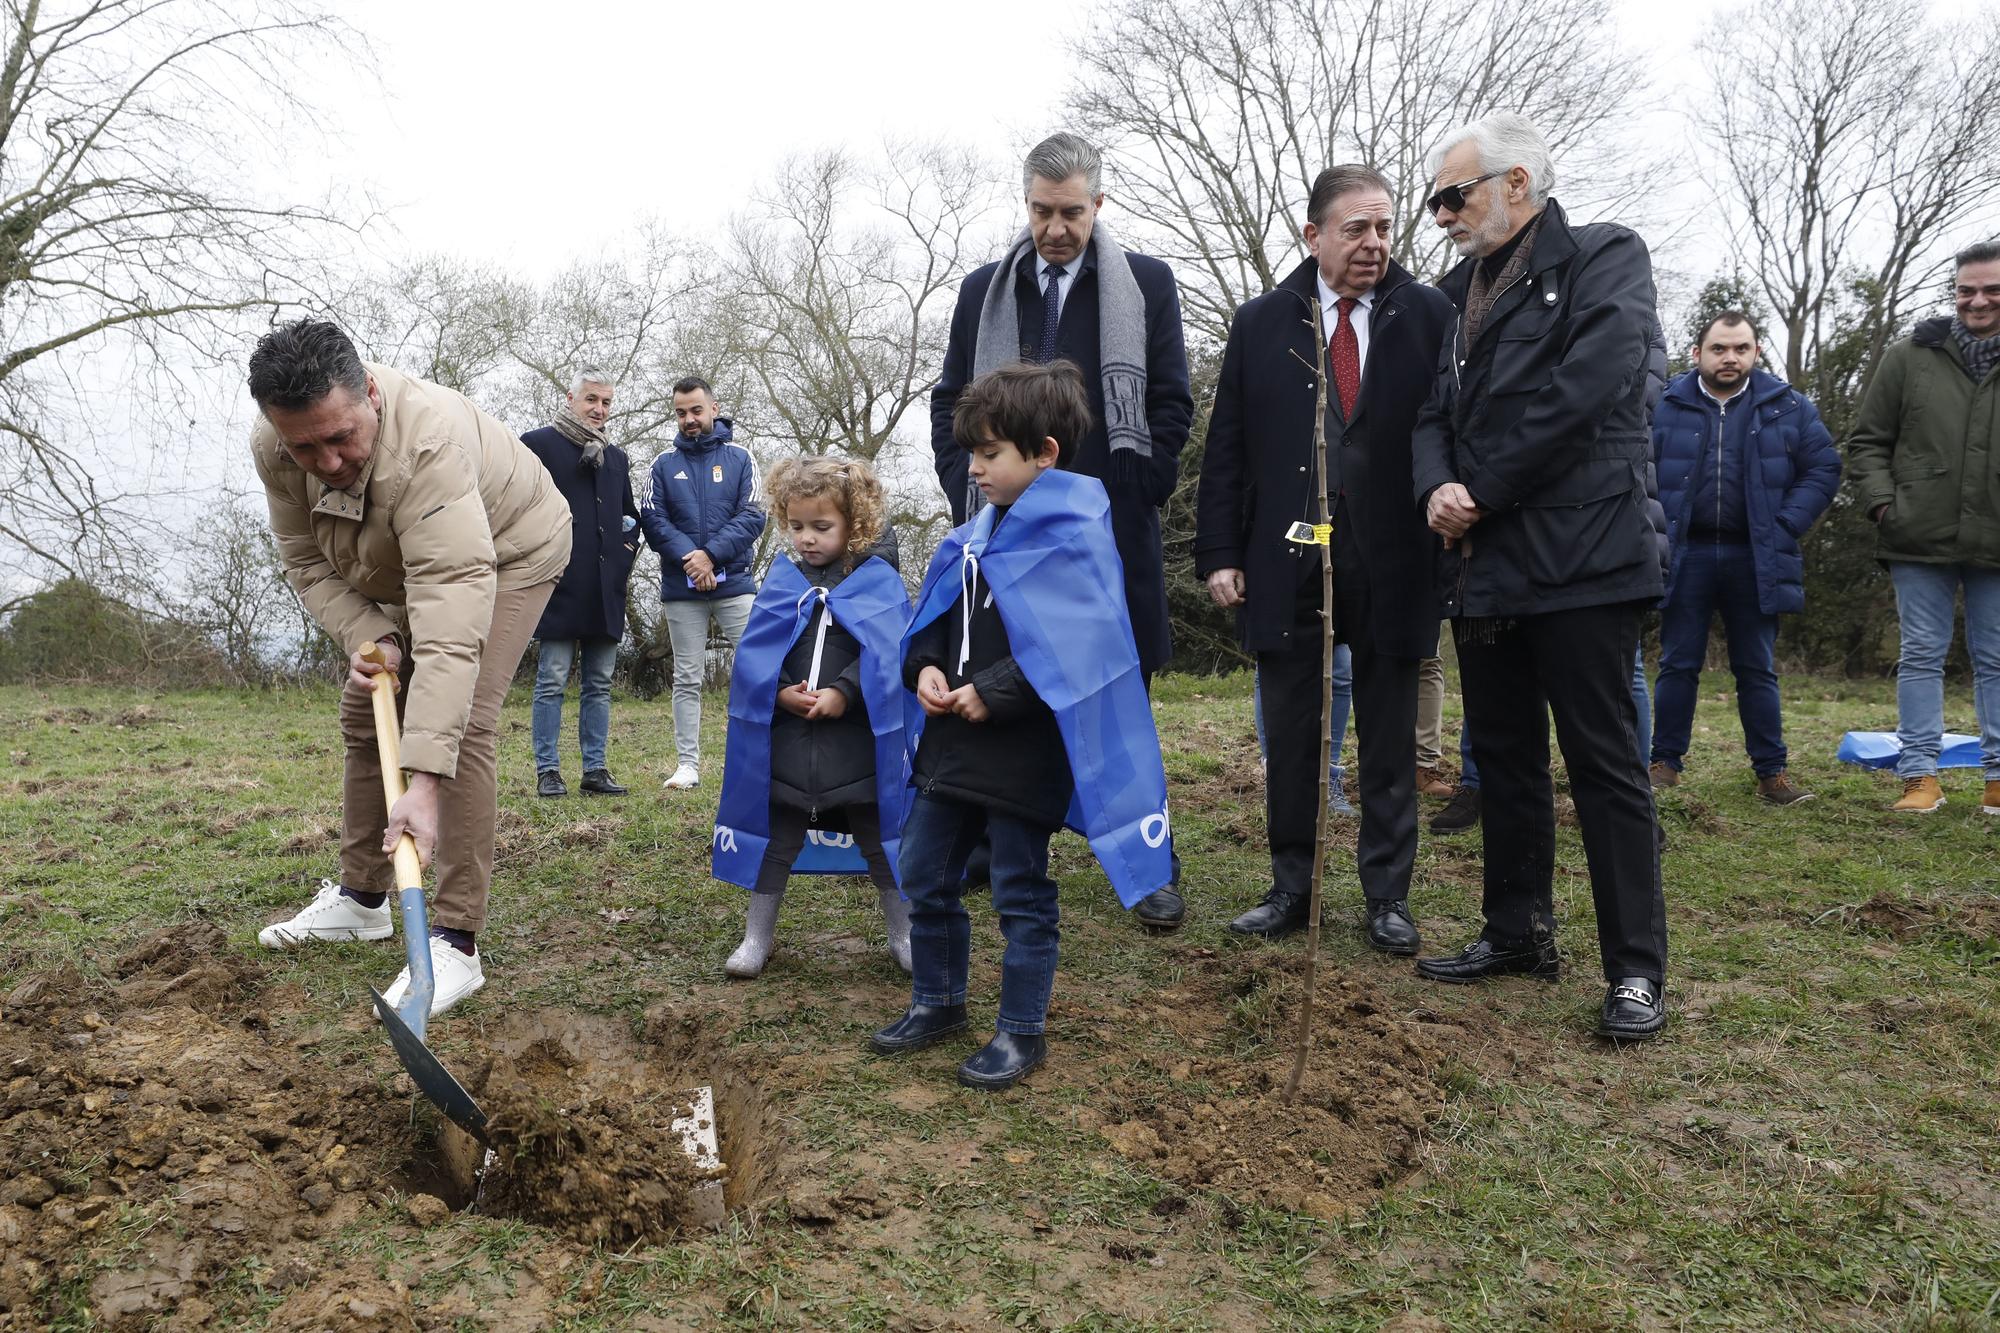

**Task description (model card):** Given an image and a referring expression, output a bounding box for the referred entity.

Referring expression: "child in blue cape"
[870,361,1175,1091]
[713,458,913,978]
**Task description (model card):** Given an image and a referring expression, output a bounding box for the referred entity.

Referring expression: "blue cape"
[1836,731,1983,770]
[905,468,1173,908]
[714,554,914,889]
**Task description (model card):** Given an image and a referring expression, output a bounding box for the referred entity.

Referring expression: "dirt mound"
[460,1008,775,1246]
[1094,957,1446,1219]
[0,932,410,1327]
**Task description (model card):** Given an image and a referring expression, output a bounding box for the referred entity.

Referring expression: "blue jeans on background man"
[1253,643,1353,787]
[1889,561,2000,780]
[1650,541,1786,777]
[900,794,1061,1036]
[1461,645,1650,790]
[532,636,619,773]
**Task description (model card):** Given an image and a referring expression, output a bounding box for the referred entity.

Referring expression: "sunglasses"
[1426,171,1501,216]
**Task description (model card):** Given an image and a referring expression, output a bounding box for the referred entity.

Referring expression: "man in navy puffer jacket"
[640,376,766,790]
[1648,312,1840,803]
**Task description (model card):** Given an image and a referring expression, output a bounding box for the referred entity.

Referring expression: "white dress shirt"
[1316,272,1376,374]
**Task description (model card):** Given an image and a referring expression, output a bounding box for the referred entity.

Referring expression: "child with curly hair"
[712,456,913,977]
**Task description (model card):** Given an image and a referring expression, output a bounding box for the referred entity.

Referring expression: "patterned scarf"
[1462,209,1546,348]
[1952,319,2000,384]
[551,403,608,469]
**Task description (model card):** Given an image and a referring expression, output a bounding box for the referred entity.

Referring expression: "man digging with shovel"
[249,318,571,1018]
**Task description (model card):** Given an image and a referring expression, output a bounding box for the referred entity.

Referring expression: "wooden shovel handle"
[358,642,424,889]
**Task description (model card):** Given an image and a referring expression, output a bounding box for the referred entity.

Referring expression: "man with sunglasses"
[1847,238,2000,816]
[1409,113,1670,1042]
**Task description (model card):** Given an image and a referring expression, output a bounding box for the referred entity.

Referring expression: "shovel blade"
[372,987,489,1145]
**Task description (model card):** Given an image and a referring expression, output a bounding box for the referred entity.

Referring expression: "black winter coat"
[1196,258,1452,658]
[1411,200,1666,618]
[930,241,1194,675]
[522,426,640,641]
[768,536,901,816]
[904,510,1072,830]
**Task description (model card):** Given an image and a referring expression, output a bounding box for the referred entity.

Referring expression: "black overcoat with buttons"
[521,425,641,642]
[1195,257,1451,658]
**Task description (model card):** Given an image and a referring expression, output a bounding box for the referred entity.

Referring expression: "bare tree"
[720,142,1004,569]
[1066,0,1656,342]
[0,0,361,594]
[1700,0,2000,400]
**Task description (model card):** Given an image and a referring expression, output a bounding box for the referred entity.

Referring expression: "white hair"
[1429,112,1556,206]
[570,367,614,396]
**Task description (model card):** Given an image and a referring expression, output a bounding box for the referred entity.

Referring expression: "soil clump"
[1096,954,1447,1219]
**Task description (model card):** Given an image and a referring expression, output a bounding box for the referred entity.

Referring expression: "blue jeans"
[1462,645,1649,790]
[1650,542,1786,776]
[531,637,618,772]
[899,794,1060,1035]
[1253,643,1353,781]
[1889,561,2000,780]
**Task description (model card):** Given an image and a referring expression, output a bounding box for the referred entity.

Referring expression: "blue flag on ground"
[1836,731,1984,770]
[905,468,1173,909]
[713,555,913,889]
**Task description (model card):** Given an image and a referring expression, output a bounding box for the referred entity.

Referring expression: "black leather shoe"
[868,1002,968,1055]
[1415,933,1559,984]
[536,769,567,798]
[1134,886,1185,931]
[580,768,628,796]
[1227,890,1310,939]
[1365,899,1420,955]
[957,1031,1047,1091]
[1597,976,1666,1041]
[1429,788,1480,833]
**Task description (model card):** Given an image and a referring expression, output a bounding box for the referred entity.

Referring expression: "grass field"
[1,669,1995,1331]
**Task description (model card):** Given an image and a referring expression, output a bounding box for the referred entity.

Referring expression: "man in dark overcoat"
[1409,113,1669,1041]
[930,131,1194,929]
[523,370,641,798]
[1196,164,1452,952]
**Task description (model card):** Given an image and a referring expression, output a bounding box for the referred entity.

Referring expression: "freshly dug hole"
[444,1008,775,1246]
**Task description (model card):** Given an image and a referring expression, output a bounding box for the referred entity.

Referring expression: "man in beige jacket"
[249,319,571,1016]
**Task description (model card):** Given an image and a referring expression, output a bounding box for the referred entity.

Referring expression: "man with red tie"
[1196,164,1453,949]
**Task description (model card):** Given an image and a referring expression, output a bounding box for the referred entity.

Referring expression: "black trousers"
[753,802,897,896]
[1257,516,1419,904]
[1455,602,1668,983]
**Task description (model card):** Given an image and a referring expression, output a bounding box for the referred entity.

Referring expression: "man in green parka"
[1847,238,2000,815]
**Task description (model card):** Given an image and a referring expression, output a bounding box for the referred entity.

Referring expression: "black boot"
[1429,787,1480,833]
[868,1002,968,1054]
[1415,932,1559,983]
[1597,976,1666,1041]
[957,1031,1047,1091]
[580,768,628,796]
[1134,886,1185,931]
[536,769,567,798]
[1227,889,1310,939]
[1364,899,1420,955]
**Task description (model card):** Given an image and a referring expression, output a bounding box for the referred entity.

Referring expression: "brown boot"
[1983,780,2000,816]
[1891,775,1945,813]
[1756,771,1814,806]
[1415,765,1456,799]
[1648,761,1679,789]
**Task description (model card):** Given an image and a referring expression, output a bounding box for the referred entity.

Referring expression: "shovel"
[358,642,490,1145]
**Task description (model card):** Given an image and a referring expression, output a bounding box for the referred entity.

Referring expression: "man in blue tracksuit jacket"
[639,375,765,789]
[1648,311,1840,803]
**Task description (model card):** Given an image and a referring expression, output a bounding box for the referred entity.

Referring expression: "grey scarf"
[1952,319,2000,384]
[967,219,1151,513]
[551,404,609,469]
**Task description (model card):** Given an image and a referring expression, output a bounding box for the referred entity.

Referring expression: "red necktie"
[1329,296,1360,419]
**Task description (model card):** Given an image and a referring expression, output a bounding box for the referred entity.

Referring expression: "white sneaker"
[380,935,485,1018]
[259,879,393,949]
[663,763,701,790]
